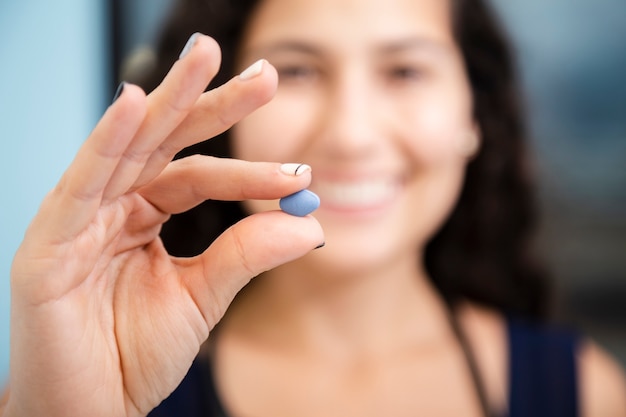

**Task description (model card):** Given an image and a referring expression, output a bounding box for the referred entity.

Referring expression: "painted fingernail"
[239,59,264,81]
[111,82,126,104]
[279,189,320,217]
[179,32,200,59]
[280,163,311,176]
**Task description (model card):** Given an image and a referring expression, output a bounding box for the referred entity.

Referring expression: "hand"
[5,34,323,417]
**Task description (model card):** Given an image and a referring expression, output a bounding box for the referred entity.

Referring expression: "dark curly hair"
[137,0,551,319]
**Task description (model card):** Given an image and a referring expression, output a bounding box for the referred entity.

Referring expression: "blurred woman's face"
[232,0,478,275]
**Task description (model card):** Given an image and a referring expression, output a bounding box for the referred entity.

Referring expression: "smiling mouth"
[312,178,400,211]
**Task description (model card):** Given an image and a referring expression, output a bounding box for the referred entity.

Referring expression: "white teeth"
[314,180,397,208]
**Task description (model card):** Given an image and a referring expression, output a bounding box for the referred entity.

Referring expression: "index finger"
[138,157,312,214]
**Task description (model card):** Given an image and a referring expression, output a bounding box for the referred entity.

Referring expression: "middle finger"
[134,58,278,187]
[102,33,221,202]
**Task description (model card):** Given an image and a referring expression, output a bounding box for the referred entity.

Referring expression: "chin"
[306,228,416,277]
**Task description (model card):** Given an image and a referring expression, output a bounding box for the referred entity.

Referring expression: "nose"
[318,69,381,159]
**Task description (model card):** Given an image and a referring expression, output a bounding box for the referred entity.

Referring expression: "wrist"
[0,389,13,417]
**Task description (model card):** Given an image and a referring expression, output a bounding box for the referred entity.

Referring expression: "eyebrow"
[245,36,454,59]
[375,37,454,56]
[244,41,324,58]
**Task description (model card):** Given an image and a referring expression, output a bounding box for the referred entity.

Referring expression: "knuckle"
[230,224,257,277]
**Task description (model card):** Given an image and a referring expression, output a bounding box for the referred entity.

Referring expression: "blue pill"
[279,189,320,217]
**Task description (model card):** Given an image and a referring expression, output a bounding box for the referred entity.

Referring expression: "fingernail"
[239,59,264,81]
[280,163,311,176]
[111,82,126,104]
[179,32,200,60]
[314,242,326,250]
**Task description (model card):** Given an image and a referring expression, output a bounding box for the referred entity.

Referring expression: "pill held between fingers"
[279,189,320,217]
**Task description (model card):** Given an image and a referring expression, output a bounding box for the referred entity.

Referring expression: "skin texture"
[213,0,626,416]
[234,0,479,277]
[216,0,495,416]
[4,35,323,417]
[3,0,626,416]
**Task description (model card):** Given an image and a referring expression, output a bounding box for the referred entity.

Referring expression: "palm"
[59,195,205,416]
[7,35,323,417]
[12,193,204,416]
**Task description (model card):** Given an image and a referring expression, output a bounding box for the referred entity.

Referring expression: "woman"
[147,0,626,415]
[3,0,625,416]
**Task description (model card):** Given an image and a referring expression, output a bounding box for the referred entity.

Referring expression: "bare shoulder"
[459,301,626,416]
[578,339,626,417]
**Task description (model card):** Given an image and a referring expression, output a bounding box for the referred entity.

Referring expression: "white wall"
[0,0,109,382]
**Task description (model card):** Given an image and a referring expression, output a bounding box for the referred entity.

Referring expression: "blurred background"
[0,0,624,383]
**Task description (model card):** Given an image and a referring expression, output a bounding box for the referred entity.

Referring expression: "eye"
[276,64,320,83]
[386,65,423,82]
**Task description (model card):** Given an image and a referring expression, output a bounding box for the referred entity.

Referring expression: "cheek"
[232,95,317,163]
[397,91,474,240]
[399,87,474,163]
[232,110,283,163]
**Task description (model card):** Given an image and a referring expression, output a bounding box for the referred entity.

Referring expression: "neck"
[221,250,452,358]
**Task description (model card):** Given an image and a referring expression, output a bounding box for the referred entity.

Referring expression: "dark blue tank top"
[507,318,579,417]
[148,318,579,417]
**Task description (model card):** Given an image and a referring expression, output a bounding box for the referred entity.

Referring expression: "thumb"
[177,211,324,327]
